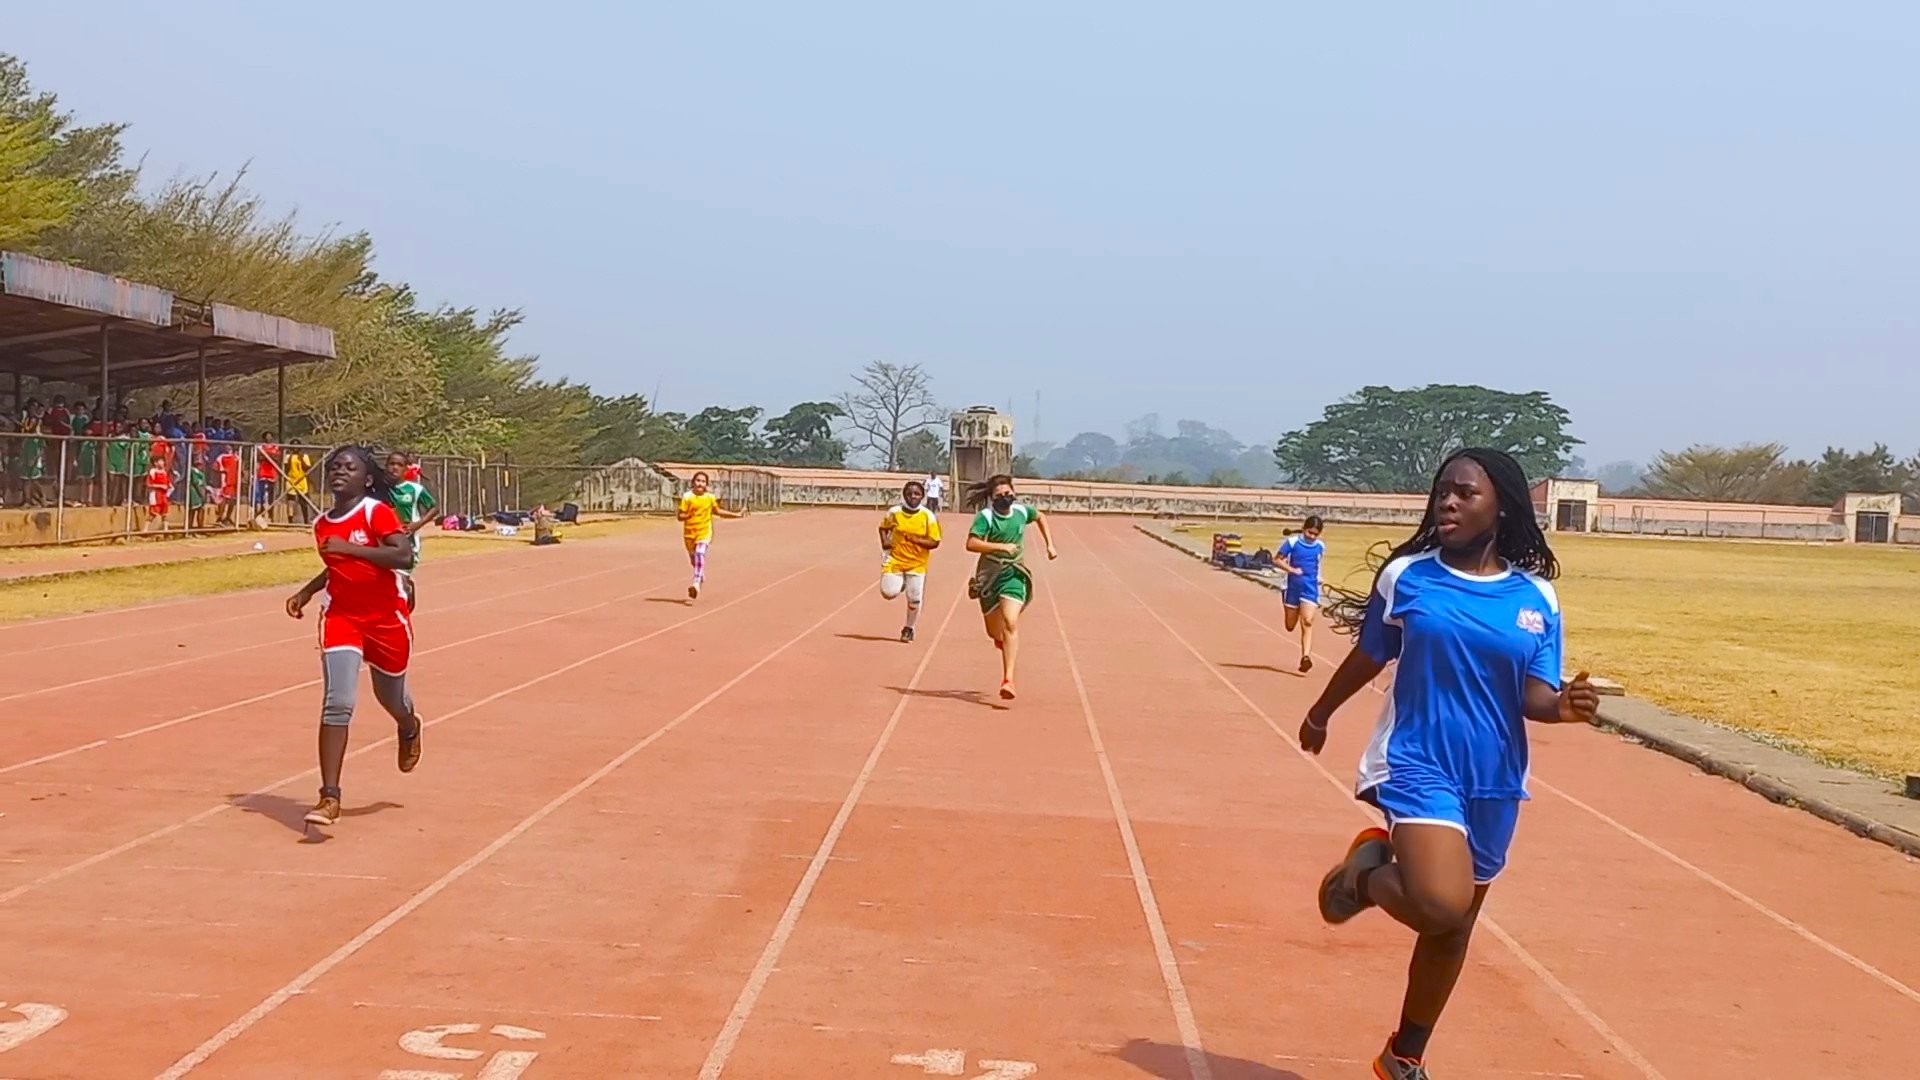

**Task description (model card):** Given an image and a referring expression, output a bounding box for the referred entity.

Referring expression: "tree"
[1274,384,1579,492]
[1041,432,1121,476]
[0,53,136,257]
[838,361,942,469]
[763,401,847,466]
[1803,444,1911,505]
[684,406,767,463]
[894,429,948,474]
[1594,460,1645,495]
[0,112,81,246]
[1010,452,1039,476]
[1640,443,1812,503]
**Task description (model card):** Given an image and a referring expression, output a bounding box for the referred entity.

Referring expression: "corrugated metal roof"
[211,302,337,358]
[0,252,173,326]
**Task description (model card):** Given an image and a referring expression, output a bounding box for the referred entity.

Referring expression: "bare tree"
[838,361,943,469]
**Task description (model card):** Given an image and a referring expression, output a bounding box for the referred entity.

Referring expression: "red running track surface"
[0,511,1914,1078]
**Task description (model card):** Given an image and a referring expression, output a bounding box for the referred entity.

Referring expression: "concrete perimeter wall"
[600,463,1898,543]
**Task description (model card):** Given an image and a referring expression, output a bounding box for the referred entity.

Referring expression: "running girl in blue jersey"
[1297,448,1598,1080]
[1275,515,1326,672]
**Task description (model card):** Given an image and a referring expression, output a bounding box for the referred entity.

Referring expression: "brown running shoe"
[304,795,341,827]
[397,716,423,773]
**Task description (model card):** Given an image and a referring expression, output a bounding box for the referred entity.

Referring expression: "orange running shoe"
[1318,826,1392,924]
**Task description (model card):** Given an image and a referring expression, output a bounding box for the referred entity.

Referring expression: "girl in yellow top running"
[877,479,943,643]
[678,471,743,599]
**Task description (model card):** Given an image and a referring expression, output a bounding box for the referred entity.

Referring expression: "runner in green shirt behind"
[385,451,437,613]
[964,473,1057,702]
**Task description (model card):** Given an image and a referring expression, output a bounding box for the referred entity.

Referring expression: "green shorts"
[977,565,1032,614]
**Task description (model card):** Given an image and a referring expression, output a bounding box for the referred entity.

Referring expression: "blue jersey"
[1278,534,1325,583]
[1355,550,1563,800]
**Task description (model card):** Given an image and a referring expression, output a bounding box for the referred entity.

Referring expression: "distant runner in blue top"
[1297,448,1599,1080]
[1275,515,1327,673]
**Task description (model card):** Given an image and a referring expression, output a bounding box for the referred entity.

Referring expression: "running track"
[0,512,1914,1078]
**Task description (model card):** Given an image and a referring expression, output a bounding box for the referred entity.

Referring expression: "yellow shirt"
[880,505,942,574]
[680,491,720,541]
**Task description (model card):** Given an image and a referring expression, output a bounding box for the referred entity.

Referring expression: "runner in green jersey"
[963,473,1057,701]
[384,451,437,612]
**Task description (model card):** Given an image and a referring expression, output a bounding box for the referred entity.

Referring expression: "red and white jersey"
[314,497,407,623]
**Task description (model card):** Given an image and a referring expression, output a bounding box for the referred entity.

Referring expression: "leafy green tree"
[685,406,767,462]
[763,401,847,466]
[1275,384,1579,492]
[0,112,80,245]
[893,428,948,474]
[1803,444,1912,505]
[1640,443,1812,503]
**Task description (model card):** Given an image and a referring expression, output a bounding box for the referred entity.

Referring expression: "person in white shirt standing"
[923,471,945,513]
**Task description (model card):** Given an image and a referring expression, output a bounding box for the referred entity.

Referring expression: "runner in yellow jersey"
[877,479,943,643]
[678,471,744,599]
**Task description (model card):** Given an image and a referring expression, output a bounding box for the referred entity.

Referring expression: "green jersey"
[386,480,437,566]
[968,503,1040,610]
[386,480,437,525]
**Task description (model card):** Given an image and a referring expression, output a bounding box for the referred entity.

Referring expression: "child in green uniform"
[964,474,1057,700]
[385,451,437,612]
[105,421,131,507]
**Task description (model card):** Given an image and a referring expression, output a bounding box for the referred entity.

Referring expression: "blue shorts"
[1360,780,1521,884]
[1283,576,1320,607]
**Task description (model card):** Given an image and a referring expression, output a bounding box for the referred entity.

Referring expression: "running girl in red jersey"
[284,446,426,830]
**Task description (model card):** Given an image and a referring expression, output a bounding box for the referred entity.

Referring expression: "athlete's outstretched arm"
[1298,645,1388,753]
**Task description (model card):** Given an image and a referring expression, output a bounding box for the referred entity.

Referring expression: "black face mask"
[991,494,1015,513]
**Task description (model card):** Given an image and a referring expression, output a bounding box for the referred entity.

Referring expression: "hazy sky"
[9,2,1917,465]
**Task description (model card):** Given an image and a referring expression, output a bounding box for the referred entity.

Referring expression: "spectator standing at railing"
[17,400,49,507]
[105,420,132,508]
[214,442,242,527]
[283,447,315,524]
[76,411,101,506]
[255,432,282,523]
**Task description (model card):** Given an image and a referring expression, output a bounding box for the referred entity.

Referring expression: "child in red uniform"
[284,445,426,830]
[144,459,172,529]
[214,443,241,526]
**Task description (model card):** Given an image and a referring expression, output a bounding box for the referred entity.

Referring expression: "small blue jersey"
[1277,534,1325,583]
[1355,550,1564,800]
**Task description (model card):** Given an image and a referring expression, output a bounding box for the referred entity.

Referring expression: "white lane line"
[0,560,646,773]
[0,559,632,708]
[0,741,106,774]
[143,864,388,881]
[1,560,823,909]
[1074,527,1668,1080]
[111,566,662,742]
[0,556,525,660]
[350,1000,661,1021]
[1150,542,1920,1011]
[1050,589,1214,1080]
[155,573,866,1079]
[1532,776,1920,1007]
[695,588,964,1080]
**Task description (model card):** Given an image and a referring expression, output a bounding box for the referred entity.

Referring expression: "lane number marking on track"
[0,1002,66,1054]
[891,1049,1037,1078]
[379,1023,545,1080]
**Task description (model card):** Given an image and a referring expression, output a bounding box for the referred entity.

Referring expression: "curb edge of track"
[1130,521,1920,861]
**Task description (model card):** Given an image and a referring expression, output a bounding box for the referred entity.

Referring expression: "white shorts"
[880,571,926,605]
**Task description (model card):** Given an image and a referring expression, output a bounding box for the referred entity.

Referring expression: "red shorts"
[320,608,413,675]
